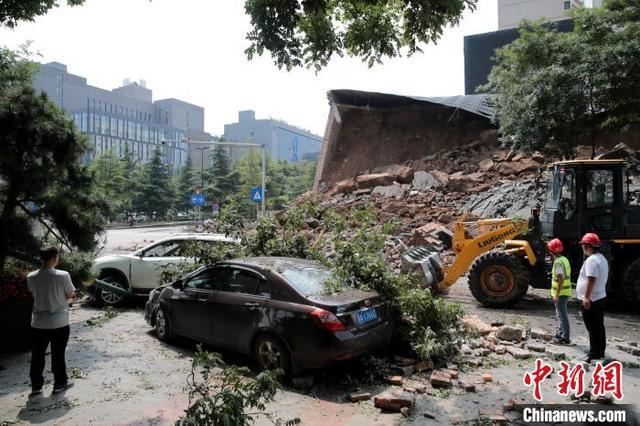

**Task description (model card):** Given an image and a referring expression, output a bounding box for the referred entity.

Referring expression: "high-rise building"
[33,62,212,169]
[498,0,602,30]
[224,110,322,163]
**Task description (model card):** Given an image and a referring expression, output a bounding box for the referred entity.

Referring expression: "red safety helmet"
[579,232,601,247]
[547,238,564,254]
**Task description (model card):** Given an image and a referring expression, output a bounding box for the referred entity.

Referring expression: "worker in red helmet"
[576,232,609,363]
[547,238,572,345]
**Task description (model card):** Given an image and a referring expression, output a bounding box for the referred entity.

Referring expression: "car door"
[168,268,219,342]
[130,239,186,289]
[208,266,266,353]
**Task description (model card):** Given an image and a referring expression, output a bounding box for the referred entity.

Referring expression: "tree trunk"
[0,186,19,274]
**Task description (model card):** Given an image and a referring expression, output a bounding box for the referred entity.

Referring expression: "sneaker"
[52,382,74,394]
[29,387,43,397]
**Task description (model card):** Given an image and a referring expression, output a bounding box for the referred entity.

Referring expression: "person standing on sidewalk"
[27,246,75,395]
[576,233,609,363]
[547,238,572,345]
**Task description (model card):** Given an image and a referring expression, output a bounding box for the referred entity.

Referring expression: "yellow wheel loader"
[404,159,640,308]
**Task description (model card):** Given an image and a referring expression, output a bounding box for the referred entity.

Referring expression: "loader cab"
[541,160,640,240]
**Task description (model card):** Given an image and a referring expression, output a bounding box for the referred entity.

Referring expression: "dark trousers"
[581,298,606,359]
[30,325,70,389]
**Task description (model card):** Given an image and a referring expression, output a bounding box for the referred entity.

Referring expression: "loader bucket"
[401,245,445,290]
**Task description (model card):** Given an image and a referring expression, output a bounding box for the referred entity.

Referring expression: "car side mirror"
[172,279,184,289]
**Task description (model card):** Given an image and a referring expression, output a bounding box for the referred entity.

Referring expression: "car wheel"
[155,308,172,341]
[99,275,127,306]
[254,334,291,375]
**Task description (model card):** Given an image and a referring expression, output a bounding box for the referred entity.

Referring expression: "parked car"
[144,257,393,374]
[91,234,237,306]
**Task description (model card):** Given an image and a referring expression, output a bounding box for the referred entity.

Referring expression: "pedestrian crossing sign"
[250,186,263,203]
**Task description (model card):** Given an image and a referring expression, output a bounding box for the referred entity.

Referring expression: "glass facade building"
[34,62,205,170]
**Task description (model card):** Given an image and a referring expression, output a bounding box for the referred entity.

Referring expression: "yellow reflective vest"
[551,256,572,297]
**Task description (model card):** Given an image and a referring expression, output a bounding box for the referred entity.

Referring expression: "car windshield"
[280,265,338,296]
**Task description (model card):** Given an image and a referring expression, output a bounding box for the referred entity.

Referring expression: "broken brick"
[459,382,476,392]
[386,376,403,386]
[348,392,372,403]
[374,392,415,412]
[506,346,532,359]
[527,343,546,353]
[430,371,453,388]
[482,374,493,383]
[496,325,524,342]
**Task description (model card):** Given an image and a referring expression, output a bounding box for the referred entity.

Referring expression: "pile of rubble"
[291,139,547,269]
[348,315,611,421]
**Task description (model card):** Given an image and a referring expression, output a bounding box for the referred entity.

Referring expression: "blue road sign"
[190,193,205,206]
[250,187,263,203]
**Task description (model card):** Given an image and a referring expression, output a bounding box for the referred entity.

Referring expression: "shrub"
[177,346,300,426]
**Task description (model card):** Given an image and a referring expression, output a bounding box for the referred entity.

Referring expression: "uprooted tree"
[0,47,106,273]
[244,0,478,71]
[484,0,640,159]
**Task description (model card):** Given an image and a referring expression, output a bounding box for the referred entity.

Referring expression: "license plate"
[356,308,377,325]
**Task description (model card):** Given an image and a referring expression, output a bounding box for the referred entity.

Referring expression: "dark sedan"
[144,257,393,374]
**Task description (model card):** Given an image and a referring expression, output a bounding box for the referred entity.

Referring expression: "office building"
[498,0,603,30]
[33,62,212,169]
[224,110,322,163]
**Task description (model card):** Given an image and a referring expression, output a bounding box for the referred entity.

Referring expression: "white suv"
[92,233,237,305]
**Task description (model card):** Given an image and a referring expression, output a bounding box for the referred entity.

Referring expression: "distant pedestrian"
[27,246,75,396]
[547,238,572,345]
[576,233,609,363]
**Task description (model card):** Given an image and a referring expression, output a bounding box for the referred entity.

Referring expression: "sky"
[0,0,498,137]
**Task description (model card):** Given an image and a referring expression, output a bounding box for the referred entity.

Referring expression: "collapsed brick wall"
[314,103,496,190]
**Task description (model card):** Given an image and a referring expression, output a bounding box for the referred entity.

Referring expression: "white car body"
[92,233,238,293]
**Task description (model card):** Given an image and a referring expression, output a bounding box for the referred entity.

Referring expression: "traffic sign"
[190,193,205,206]
[212,203,220,214]
[250,187,263,203]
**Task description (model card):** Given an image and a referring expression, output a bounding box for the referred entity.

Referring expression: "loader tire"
[468,251,531,308]
[622,258,640,306]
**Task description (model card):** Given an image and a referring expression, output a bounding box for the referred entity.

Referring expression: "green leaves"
[485,1,640,159]
[0,47,105,271]
[244,0,477,71]
[177,346,299,426]
[0,0,85,28]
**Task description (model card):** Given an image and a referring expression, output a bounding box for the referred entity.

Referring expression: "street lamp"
[163,139,267,218]
[195,146,209,190]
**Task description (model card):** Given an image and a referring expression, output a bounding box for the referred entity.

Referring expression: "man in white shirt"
[27,246,75,396]
[575,233,609,363]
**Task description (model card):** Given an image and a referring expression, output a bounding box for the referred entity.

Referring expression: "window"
[564,0,571,9]
[280,265,336,296]
[221,269,261,295]
[586,169,614,208]
[142,240,184,257]
[101,115,109,135]
[256,280,271,298]
[185,269,220,290]
[110,117,117,136]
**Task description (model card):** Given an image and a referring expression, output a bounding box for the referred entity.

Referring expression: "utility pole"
[195,146,209,223]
